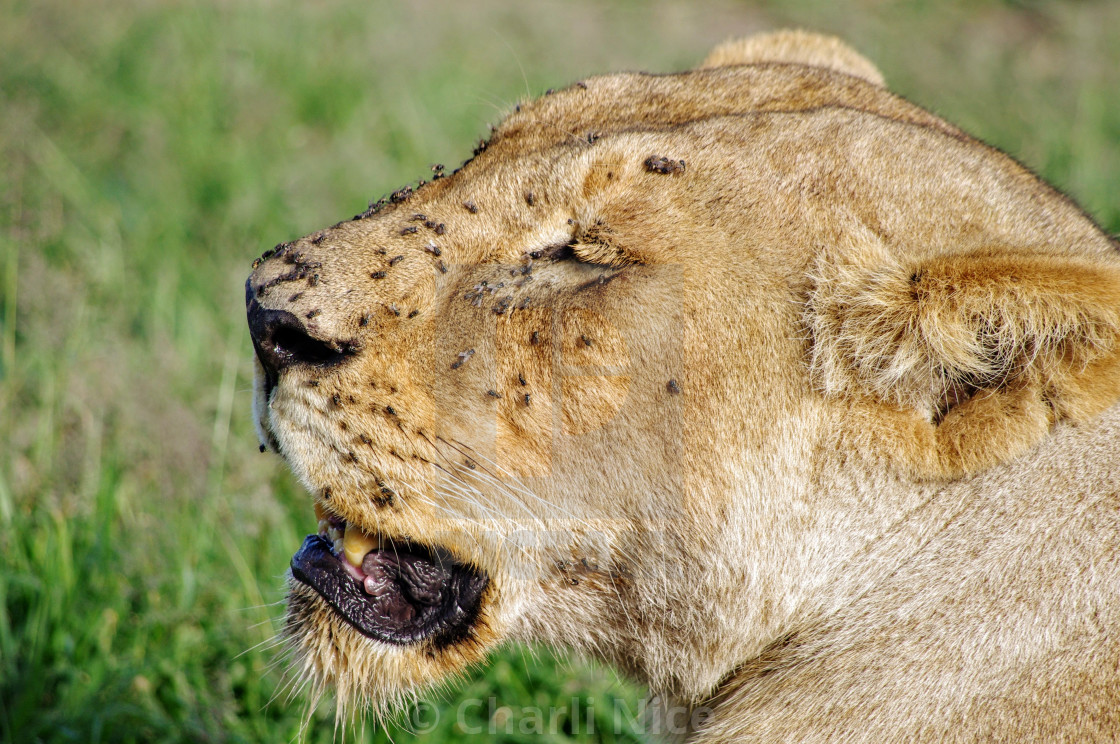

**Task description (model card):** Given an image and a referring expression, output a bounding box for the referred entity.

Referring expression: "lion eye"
[526,239,634,268]
[569,240,634,268]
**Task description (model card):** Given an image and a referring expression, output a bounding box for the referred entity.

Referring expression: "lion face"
[247,32,1120,717]
[246,106,794,704]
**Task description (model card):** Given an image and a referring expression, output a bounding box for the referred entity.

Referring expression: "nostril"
[270,323,348,367]
[247,298,357,382]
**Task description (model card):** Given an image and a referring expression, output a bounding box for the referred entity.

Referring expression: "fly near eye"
[528,243,577,261]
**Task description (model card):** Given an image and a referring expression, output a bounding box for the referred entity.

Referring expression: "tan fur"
[699,29,886,87]
[247,31,1120,741]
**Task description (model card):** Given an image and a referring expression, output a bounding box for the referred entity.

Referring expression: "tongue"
[362,547,448,607]
[361,571,396,601]
[396,556,446,605]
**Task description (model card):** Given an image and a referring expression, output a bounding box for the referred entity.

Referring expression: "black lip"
[290,534,488,647]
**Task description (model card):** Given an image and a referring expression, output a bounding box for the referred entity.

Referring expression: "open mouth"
[290,506,489,647]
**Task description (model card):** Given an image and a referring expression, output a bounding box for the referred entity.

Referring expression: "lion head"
[246,30,1120,734]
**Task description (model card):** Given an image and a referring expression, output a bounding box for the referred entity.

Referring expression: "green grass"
[1,0,1117,741]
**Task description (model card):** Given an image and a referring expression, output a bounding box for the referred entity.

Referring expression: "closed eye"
[527,239,635,268]
[569,239,636,268]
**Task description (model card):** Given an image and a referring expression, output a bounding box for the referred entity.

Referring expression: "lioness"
[246,31,1120,741]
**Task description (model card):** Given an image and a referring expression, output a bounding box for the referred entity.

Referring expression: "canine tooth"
[343,524,378,567]
[314,502,327,522]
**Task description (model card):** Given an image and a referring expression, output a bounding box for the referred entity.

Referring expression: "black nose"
[246,285,354,385]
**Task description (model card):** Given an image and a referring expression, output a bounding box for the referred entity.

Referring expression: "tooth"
[343,524,378,567]
[314,502,327,522]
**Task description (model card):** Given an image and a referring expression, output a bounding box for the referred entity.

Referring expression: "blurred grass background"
[1,0,1117,741]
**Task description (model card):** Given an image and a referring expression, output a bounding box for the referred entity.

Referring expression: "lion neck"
[716,398,1120,683]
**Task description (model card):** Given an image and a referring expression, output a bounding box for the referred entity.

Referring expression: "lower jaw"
[289,533,489,648]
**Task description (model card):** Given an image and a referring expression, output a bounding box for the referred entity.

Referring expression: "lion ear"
[807,244,1120,476]
[698,30,886,87]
